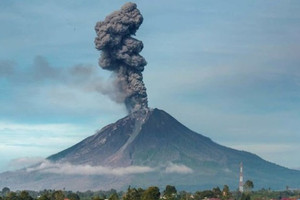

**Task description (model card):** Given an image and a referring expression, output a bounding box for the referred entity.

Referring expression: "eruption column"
[94,2,148,113]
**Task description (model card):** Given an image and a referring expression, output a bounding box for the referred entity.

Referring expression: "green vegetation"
[1,184,300,200]
[163,185,177,200]
[141,186,160,200]
[222,185,232,200]
[123,187,144,200]
[244,180,254,193]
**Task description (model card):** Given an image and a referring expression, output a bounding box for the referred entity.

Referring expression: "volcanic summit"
[1,108,300,191]
[1,2,300,192]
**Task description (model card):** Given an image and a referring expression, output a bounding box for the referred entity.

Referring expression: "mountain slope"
[1,108,300,191]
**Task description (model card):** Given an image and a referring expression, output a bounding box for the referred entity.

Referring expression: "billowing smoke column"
[94,2,148,113]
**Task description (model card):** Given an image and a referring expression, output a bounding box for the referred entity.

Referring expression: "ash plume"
[94,2,148,113]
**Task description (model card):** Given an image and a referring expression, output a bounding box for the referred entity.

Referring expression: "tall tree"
[123,187,144,200]
[1,188,10,197]
[38,191,51,200]
[163,185,177,199]
[244,180,254,192]
[212,187,222,198]
[222,185,232,200]
[109,193,119,200]
[67,193,80,200]
[4,192,18,200]
[142,187,160,200]
[19,191,33,200]
[51,190,64,200]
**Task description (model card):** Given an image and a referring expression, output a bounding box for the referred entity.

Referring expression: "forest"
[0,182,299,200]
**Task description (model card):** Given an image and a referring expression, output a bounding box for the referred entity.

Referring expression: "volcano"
[1,108,300,191]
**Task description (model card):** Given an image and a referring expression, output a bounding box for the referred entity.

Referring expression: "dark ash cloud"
[0,60,15,77]
[0,56,125,105]
[94,2,148,113]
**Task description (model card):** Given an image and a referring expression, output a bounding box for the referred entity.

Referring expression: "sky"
[0,0,300,172]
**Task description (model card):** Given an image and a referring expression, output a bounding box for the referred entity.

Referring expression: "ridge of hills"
[1,108,299,191]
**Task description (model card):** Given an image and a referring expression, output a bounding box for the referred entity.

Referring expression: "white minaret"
[239,162,244,192]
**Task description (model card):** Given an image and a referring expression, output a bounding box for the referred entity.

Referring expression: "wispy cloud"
[7,157,45,171]
[165,163,193,174]
[27,161,155,176]
[24,161,194,176]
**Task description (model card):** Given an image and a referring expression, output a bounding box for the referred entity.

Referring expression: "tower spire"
[239,162,244,192]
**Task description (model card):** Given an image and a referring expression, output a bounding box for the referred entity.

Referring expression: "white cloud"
[165,163,193,174]
[24,161,195,176]
[7,157,45,170]
[27,161,155,176]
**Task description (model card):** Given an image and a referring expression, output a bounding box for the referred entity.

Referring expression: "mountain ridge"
[1,108,300,191]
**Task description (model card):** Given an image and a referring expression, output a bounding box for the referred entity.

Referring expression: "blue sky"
[0,0,300,172]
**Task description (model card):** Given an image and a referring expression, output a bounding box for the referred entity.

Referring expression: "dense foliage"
[0,184,299,200]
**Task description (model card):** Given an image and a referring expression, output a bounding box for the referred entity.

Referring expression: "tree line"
[0,181,299,200]
[0,185,231,200]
